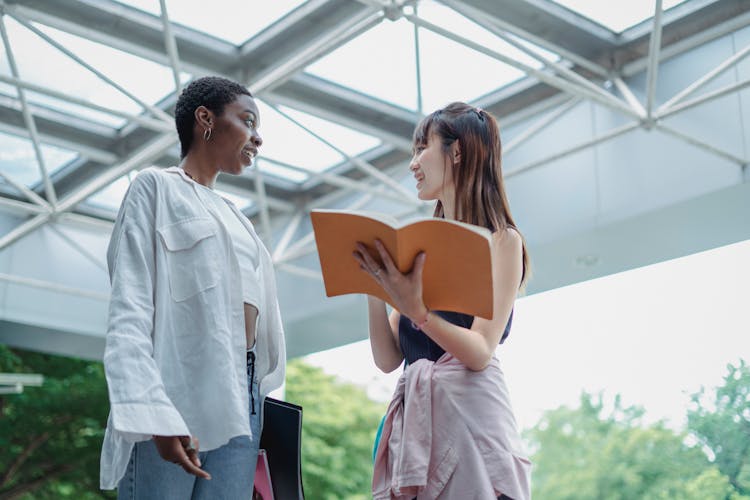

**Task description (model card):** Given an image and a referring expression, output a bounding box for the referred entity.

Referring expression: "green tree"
[0,345,113,499]
[688,359,750,496]
[285,359,387,500]
[525,393,725,500]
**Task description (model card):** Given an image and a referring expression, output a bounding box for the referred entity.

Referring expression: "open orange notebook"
[310,209,495,319]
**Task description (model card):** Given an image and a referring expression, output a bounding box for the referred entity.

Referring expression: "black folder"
[259,397,305,500]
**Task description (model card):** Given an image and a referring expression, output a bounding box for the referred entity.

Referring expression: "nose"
[409,157,418,171]
[251,131,263,148]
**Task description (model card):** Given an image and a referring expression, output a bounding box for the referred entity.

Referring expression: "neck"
[439,187,456,220]
[441,200,456,220]
[179,153,219,189]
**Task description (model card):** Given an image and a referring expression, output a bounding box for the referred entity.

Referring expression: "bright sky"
[305,238,750,432]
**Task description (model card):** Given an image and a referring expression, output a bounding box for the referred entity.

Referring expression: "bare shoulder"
[491,226,523,254]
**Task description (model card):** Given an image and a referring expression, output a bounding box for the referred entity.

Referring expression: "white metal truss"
[1,0,750,286]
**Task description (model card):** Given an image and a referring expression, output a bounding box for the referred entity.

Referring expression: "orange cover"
[310,209,495,319]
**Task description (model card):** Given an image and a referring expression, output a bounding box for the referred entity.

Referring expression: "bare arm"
[355,229,523,371]
[366,296,403,373]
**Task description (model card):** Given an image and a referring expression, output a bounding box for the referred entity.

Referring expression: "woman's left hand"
[353,239,428,321]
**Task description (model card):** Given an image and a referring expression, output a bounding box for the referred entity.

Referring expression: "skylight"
[305,18,419,110]
[115,0,309,45]
[84,169,254,213]
[415,1,554,111]
[0,131,78,189]
[551,0,689,33]
[306,1,557,113]
[254,100,381,182]
[0,17,188,128]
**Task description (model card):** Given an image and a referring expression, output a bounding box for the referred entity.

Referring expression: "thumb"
[413,252,426,276]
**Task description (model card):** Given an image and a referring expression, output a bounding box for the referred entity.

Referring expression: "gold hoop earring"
[203,128,212,141]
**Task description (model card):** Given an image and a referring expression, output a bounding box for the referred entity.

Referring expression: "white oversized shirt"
[99,167,286,489]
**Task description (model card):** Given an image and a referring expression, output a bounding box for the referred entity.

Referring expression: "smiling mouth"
[242,148,257,160]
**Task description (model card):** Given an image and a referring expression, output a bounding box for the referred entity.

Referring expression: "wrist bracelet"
[411,309,430,331]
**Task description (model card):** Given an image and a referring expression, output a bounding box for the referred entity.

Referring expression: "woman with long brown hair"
[355,102,531,499]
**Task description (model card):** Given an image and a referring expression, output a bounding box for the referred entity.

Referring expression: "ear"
[451,140,461,165]
[194,105,214,129]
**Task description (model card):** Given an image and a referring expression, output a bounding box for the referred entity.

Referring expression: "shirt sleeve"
[103,170,190,440]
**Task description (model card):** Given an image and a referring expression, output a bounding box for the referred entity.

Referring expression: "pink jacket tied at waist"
[373,354,531,500]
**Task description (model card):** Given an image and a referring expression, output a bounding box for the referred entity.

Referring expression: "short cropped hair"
[174,76,252,158]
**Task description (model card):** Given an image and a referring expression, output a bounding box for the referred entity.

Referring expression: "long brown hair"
[413,102,529,286]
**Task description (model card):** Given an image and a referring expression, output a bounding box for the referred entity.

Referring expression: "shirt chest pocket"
[157,218,221,302]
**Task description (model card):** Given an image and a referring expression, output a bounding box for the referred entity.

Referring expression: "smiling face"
[209,94,262,175]
[409,132,456,202]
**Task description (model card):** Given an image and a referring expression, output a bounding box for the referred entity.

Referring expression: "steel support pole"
[506,122,641,177]
[406,15,641,120]
[9,10,173,123]
[657,41,750,114]
[158,0,182,93]
[645,0,664,120]
[0,14,57,206]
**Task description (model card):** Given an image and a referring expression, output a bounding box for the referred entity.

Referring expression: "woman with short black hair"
[100,76,286,499]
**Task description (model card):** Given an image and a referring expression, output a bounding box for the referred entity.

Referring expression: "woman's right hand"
[152,435,211,479]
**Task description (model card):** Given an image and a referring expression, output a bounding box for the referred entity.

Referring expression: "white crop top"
[205,191,262,309]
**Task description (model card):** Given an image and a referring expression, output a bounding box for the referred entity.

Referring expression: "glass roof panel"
[85,169,254,212]
[257,159,310,184]
[0,17,185,128]
[85,170,137,211]
[305,18,418,111]
[278,106,381,158]
[551,0,689,33]
[416,1,553,111]
[115,0,308,45]
[0,130,78,188]
[254,100,380,180]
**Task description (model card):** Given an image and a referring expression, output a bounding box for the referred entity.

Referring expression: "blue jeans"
[118,352,261,500]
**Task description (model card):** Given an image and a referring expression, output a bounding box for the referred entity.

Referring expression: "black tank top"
[399,309,513,365]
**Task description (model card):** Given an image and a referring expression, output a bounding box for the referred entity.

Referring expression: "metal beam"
[505,122,641,177]
[645,0,665,120]
[251,164,273,245]
[0,13,57,206]
[276,263,322,281]
[0,120,116,165]
[655,123,747,167]
[405,14,641,120]
[657,40,750,114]
[0,212,51,251]
[48,224,108,272]
[249,9,383,95]
[0,171,52,209]
[0,75,174,133]
[613,77,647,118]
[8,9,174,124]
[0,196,49,216]
[259,156,416,206]
[440,0,610,78]
[0,271,109,301]
[443,1,627,114]
[158,0,182,93]
[657,77,750,120]
[57,133,178,213]
[272,210,304,261]
[265,101,419,205]
[505,98,580,154]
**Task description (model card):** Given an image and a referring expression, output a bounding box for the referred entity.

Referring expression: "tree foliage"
[527,360,750,500]
[285,359,387,500]
[0,345,114,500]
[688,359,750,496]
